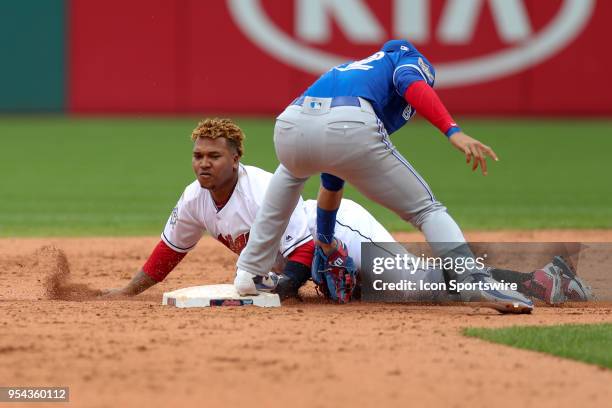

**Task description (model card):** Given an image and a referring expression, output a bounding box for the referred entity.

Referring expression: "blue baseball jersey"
[302,40,436,135]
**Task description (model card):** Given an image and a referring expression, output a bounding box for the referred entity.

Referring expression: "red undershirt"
[404,80,458,136]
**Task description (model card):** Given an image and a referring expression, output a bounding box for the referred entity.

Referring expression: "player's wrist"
[445,126,462,138]
[120,286,137,296]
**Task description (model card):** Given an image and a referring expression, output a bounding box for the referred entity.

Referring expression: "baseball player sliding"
[102,118,314,299]
[101,119,593,306]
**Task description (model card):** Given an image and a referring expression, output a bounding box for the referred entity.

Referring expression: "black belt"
[291,96,361,108]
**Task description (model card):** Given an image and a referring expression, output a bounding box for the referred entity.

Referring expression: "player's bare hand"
[99,287,131,299]
[448,132,498,175]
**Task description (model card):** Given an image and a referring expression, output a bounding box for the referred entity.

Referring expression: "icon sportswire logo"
[227,0,595,88]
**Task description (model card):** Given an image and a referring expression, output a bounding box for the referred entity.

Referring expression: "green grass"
[1,117,612,236]
[464,323,612,369]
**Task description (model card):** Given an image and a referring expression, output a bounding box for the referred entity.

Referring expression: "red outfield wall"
[69,0,611,115]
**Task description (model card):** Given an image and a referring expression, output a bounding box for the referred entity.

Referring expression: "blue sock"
[316,206,338,244]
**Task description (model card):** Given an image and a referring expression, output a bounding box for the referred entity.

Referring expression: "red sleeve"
[142,240,187,282]
[404,80,459,136]
[287,240,315,268]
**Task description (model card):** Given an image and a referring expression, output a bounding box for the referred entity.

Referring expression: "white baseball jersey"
[303,199,395,269]
[162,164,312,271]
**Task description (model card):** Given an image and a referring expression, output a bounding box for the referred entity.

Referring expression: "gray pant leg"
[239,100,470,278]
[319,111,466,255]
[236,164,308,276]
[238,107,322,275]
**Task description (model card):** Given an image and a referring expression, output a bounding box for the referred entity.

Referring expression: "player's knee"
[321,173,345,192]
[401,201,447,229]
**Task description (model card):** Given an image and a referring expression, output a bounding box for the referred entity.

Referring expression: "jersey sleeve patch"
[393,57,436,96]
[161,191,205,253]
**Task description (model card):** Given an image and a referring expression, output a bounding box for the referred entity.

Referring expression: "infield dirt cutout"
[1,231,611,408]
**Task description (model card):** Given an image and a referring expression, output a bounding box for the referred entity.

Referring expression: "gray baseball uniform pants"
[237,97,467,276]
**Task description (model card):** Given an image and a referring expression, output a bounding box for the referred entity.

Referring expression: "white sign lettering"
[227,0,595,88]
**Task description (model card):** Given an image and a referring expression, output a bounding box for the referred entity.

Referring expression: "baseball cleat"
[252,272,280,293]
[460,272,534,314]
[552,256,595,301]
[523,263,565,305]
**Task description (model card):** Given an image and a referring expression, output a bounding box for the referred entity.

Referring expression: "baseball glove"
[311,240,357,304]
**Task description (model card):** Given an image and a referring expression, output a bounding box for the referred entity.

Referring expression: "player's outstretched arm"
[100,240,186,298]
[101,269,158,298]
[404,80,498,175]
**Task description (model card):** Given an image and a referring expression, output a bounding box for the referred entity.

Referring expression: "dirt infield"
[1,231,612,408]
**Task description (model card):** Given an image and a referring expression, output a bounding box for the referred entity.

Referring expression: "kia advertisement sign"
[69,0,611,115]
